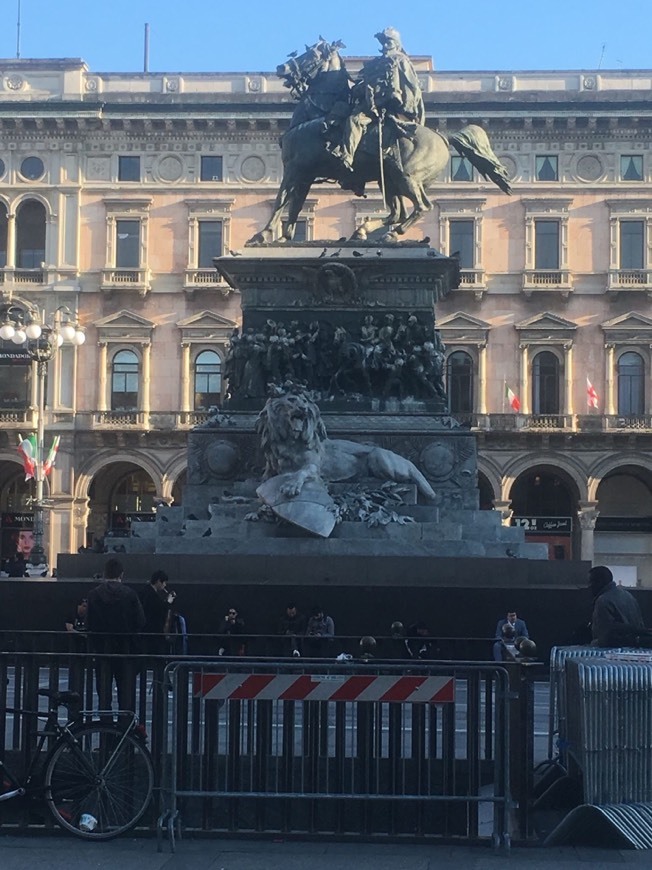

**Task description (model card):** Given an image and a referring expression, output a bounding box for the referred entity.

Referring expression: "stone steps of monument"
[153,536,490,557]
[484,541,549,560]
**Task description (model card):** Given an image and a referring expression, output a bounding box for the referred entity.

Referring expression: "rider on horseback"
[328,28,425,172]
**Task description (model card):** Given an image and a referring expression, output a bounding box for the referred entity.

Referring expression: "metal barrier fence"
[565,654,652,805]
[158,658,513,849]
[547,645,641,761]
[0,649,545,845]
[0,631,498,661]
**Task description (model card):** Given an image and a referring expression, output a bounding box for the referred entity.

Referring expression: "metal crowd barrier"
[547,645,641,760]
[158,658,513,850]
[565,654,652,805]
[0,630,498,661]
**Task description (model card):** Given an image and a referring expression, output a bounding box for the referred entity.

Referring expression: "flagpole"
[502,379,506,413]
[29,360,47,567]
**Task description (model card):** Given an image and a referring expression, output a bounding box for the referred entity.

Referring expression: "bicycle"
[1,687,154,839]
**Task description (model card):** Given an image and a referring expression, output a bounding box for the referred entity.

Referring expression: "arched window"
[16,200,46,268]
[532,351,560,414]
[193,350,222,410]
[446,351,473,413]
[111,350,139,410]
[617,351,645,416]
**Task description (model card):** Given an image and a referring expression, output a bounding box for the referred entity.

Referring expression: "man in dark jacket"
[140,569,175,653]
[87,558,145,717]
[589,565,645,647]
[277,603,306,657]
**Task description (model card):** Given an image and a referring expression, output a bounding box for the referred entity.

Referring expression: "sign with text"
[511,516,572,535]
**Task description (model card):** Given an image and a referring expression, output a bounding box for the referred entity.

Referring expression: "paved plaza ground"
[0,835,651,870]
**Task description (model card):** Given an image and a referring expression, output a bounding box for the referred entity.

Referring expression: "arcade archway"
[509,466,579,559]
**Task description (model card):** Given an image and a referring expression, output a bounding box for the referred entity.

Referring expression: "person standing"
[493,610,529,662]
[140,569,176,654]
[589,565,645,647]
[87,558,145,717]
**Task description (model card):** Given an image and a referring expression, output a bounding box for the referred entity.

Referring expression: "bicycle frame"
[1,700,139,804]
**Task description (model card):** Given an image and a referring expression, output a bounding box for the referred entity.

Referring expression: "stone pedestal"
[113,241,548,562]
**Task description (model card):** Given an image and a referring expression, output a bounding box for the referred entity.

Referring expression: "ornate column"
[605,343,615,415]
[519,343,529,414]
[73,499,90,553]
[97,342,108,411]
[181,342,191,413]
[577,501,600,564]
[478,342,487,414]
[563,341,573,416]
[141,341,151,426]
[493,499,514,527]
[6,212,16,269]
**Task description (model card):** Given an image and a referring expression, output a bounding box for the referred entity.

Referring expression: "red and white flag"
[586,377,599,410]
[505,383,521,412]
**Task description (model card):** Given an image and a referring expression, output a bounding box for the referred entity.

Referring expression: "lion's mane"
[256,392,327,479]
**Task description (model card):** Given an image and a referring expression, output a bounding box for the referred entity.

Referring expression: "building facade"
[1,58,652,581]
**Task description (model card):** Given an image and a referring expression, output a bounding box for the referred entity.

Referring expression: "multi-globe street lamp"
[0,301,85,567]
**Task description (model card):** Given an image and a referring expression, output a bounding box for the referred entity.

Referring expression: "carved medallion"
[157,154,184,182]
[240,154,266,182]
[576,154,603,182]
[205,440,240,478]
[420,442,456,481]
[314,262,359,303]
[5,75,24,91]
[498,155,518,180]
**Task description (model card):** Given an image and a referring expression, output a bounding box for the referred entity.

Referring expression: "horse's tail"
[450,124,512,195]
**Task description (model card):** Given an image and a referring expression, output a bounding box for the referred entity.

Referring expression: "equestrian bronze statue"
[249,30,511,245]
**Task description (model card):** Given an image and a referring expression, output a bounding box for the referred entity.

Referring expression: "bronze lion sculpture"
[256,390,436,501]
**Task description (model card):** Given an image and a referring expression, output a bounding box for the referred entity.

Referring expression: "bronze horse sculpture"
[249,38,511,244]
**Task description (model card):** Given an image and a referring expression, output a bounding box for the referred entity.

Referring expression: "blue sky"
[2,0,651,73]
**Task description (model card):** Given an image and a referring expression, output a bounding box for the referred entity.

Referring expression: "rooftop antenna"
[16,0,21,59]
[597,42,606,70]
[144,23,150,73]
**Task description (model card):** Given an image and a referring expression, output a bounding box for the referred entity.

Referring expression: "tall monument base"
[114,242,547,562]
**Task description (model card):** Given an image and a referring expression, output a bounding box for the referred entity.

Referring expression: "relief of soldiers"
[224,313,447,405]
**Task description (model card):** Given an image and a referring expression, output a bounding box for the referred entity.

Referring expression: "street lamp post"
[0,302,85,567]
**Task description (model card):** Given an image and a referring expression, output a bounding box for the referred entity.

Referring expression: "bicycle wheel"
[44,724,154,840]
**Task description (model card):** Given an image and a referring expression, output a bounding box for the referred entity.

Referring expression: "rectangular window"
[118,156,141,182]
[200,155,223,182]
[0,357,29,408]
[281,219,307,242]
[198,220,223,267]
[116,219,140,268]
[621,155,643,182]
[620,221,644,269]
[451,156,473,182]
[535,155,558,181]
[449,219,475,268]
[534,220,560,270]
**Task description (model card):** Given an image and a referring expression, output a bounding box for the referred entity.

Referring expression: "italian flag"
[43,435,61,476]
[17,433,37,481]
[505,383,521,412]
